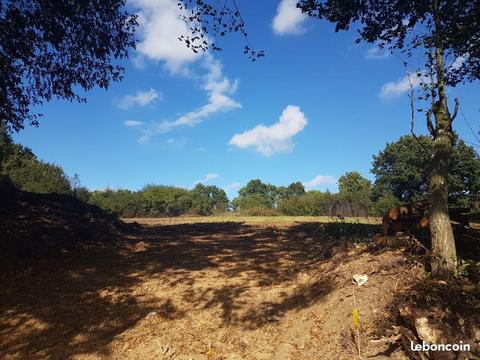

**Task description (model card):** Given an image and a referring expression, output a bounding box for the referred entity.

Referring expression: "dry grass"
[123,215,382,227]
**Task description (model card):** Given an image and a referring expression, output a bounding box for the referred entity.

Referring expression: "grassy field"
[123,215,382,226]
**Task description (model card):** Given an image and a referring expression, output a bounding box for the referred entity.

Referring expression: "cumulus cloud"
[124,120,144,127]
[118,88,160,109]
[272,0,307,35]
[303,174,336,189]
[195,173,220,184]
[127,1,240,142]
[229,105,307,156]
[132,0,201,73]
[139,55,240,142]
[379,71,430,99]
[364,47,390,60]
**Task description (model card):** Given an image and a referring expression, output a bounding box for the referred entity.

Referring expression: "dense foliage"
[372,135,480,207]
[233,177,376,217]
[1,127,71,194]
[0,0,137,131]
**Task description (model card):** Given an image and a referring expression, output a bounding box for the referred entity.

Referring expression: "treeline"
[2,127,479,218]
[231,175,387,217]
[88,184,228,217]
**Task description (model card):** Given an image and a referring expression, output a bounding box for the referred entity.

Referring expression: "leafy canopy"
[0,0,137,131]
[371,135,480,206]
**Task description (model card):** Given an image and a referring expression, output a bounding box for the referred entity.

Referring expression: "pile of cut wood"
[381,200,471,236]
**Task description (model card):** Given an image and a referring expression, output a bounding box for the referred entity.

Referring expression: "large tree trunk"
[429,0,457,278]
[429,104,456,278]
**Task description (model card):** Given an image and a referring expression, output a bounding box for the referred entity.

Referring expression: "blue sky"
[14,0,479,198]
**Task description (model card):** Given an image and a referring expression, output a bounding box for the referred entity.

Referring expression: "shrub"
[6,157,71,194]
[372,193,402,216]
[140,185,191,217]
[89,189,141,217]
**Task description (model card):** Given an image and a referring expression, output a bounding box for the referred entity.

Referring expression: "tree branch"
[450,98,459,122]
[407,73,429,152]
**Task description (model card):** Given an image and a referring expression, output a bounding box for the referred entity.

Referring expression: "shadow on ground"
[1,218,381,359]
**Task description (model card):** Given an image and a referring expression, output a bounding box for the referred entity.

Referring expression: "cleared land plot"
[1,217,478,359]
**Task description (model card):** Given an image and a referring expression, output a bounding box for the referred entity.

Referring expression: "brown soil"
[1,191,479,359]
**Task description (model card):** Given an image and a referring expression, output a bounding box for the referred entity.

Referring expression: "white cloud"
[379,71,430,99]
[272,0,307,35]
[195,173,220,184]
[229,105,307,156]
[118,88,161,109]
[127,2,240,142]
[139,55,240,142]
[364,47,390,60]
[132,0,201,73]
[303,174,336,189]
[124,120,144,127]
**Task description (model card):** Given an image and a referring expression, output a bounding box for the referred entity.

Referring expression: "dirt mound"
[0,186,136,261]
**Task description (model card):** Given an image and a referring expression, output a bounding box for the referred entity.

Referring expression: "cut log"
[383,201,471,235]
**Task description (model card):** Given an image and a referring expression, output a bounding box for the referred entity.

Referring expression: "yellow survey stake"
[353,307,359,329]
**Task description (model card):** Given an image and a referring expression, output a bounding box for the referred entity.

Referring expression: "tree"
[285,181,306,199]
[237,179,279,208]
[338,172,372,196]
[298,0,480,277]
[372,135,480,207]
[89,189,141,217]
[1,0,137,131]
[190,183,229,215]
[337,172,374,216]
[141,185,192,217]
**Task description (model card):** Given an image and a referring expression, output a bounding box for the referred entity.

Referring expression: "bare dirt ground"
[1,215,479,360]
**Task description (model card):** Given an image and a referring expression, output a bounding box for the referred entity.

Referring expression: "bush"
[6,157,71,194]
[140,185,191,217]
[89,189,141,217]
[232,194,273,211]
[1,128,72,195]
[372,193,401,216]
[73,187,92,203]
[279,191,332,215]
[189,183,229,215]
